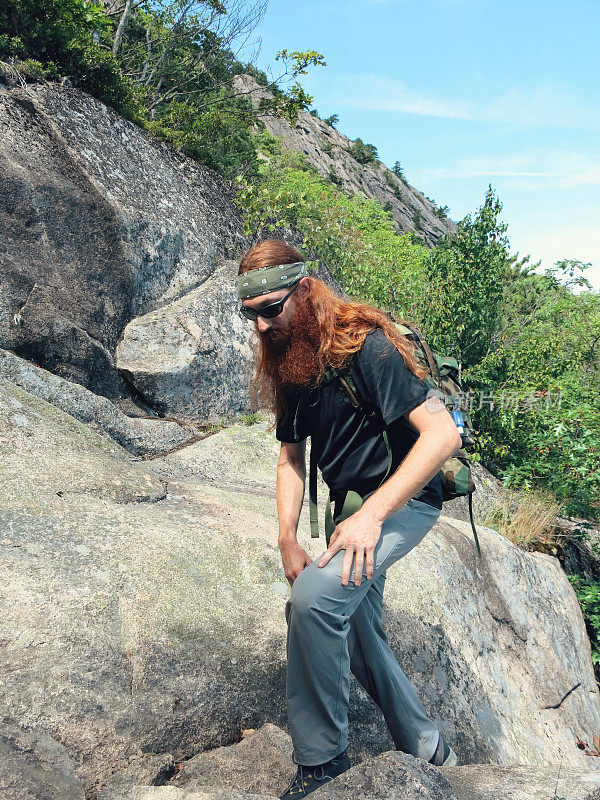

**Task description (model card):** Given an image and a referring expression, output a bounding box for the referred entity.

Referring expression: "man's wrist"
[359,498,394,527]
[278,530,298,546]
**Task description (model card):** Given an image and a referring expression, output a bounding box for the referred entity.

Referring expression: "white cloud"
[336,74,600,130]
[422,150,600,187]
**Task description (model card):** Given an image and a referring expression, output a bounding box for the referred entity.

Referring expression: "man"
[238,240,461,798]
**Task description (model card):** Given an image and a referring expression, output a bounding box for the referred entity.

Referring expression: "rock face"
[1,379,599,798]
[0,83,246,404]
[0,724,85,800]
[0,346,197,456]
[441,763,600,800]
[100,724,600,800]
[235,74,457,248]
[115,261,256,421]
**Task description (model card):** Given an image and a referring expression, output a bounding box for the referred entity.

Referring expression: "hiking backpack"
[307,321,482,557]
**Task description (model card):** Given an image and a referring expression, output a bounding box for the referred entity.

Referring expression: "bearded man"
[238,240,460,798]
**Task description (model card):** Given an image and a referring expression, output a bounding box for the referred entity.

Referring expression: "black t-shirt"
[275,328,443,510]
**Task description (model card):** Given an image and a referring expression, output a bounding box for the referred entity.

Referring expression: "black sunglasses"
[240,281,300,322]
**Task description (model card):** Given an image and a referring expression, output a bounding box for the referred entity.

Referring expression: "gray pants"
[284,497,442,766]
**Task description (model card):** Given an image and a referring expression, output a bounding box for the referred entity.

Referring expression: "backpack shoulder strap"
[398,321,442,385]
[308,357,393,540]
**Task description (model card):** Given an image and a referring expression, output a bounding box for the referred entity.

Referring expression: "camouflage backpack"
[308,321,482,558]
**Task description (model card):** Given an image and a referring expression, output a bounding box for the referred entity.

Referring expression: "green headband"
[238,261,307,300]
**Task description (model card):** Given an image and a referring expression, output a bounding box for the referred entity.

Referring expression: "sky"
[242,0,600,291]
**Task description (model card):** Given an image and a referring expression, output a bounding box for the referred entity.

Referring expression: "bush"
[347,137,378,165]
[568,575,600,680]
[0,0,135,115]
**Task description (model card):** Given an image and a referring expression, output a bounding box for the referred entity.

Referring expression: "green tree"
[348,137,378,164]
[0,0,134,113]
[423,185,525,368]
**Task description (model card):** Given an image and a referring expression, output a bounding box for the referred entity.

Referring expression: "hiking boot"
[279,750,351,798]
[428,733,458,766]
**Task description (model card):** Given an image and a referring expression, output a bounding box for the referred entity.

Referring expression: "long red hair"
[239,240,427,421]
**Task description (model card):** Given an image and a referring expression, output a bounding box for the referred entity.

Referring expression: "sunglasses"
[240,281,300,322]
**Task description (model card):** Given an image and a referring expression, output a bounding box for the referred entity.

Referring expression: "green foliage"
[568,575,600,671]
[383,200,393,215]
[148,93,259,179]
[239,411,261,425]
[254,129,282,158]
[465,258,600,520]
[256,49,326,124]
[234,148,429,316]
[324,113,338,127]
[347,137,379,165]
[392,160,404,178]
[0,0,135,114]
[423,186,520,367]
[412,208,422,230]
[328,167,342,186]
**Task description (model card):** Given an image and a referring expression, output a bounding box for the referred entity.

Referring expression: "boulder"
[0,724,85,800]
[99,788,275,800]
[0,346,196,456]
[440,763,600,800]
[311,750,457,800]
[115,262,255,421]
[1,383,599,799]
[171,724,294,796]
[103,752,175,790]
[0,83,245,402]
[98,724,600,800]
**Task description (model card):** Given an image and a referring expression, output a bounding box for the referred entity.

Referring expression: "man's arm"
[360,395,461,524]
[276,440,313,585]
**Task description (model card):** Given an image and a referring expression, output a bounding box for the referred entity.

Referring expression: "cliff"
[235,74,457,247]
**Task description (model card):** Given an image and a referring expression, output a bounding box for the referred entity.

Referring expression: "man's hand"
[280,539,313,586]
[317,508,383,586]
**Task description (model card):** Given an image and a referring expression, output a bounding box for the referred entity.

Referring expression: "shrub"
[347,137,378,165]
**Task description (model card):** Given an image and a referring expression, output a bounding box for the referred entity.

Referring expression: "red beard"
[259,295,322,387]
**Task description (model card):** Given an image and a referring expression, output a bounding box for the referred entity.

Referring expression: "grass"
[482,488,562,551]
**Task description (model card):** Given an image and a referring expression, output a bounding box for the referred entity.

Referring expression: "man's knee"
[288,558,347,620]
[288,564,320,617]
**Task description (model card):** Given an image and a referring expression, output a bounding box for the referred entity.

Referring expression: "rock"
[440,763,600,800]
[0,724,85,800]
[99,788,275,800]
[1,390,599,798]
[0,346,196,456]
[0,83,245,402]
[311,750,457,800]
[171,723,294,796]
[0,377,166,507]
[103,752,175,789]
[115,262,255,421]
[234,74,456,248]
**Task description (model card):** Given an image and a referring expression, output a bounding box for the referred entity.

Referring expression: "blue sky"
[244,0,600,290]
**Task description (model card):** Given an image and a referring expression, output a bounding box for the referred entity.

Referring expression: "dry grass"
[482,488,562,551]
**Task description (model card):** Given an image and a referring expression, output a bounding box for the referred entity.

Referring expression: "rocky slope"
[1,373,599,799]
[0,81,246,410]
[235,74,457,247]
